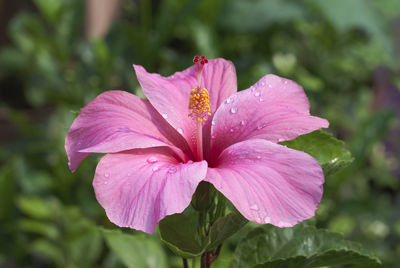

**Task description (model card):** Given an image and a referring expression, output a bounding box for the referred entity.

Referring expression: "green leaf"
[206,212,248,251]
[16,196,58,220]
[102,229,167,268]
[282,130,353,176]
[159,212,204,258]
[232,224,381,268]
[33,0,63,23]
[0,165,15,220]
[159,211,248,258]
[219,0,305,32]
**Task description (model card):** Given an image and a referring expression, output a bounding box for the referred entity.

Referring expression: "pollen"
[188,87,212,122]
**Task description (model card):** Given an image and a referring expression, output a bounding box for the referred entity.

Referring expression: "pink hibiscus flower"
[65,57,328,234]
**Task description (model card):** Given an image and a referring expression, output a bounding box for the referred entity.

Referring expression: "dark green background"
[0,0,399,267]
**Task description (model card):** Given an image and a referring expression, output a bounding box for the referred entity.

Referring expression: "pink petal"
[133,58,237,155]
[93,147,207,233]
[65,90,191,172]
[210,74,328,160]
[205,139,324,227]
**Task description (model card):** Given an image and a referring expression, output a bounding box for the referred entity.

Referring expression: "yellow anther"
[188,87,211,123]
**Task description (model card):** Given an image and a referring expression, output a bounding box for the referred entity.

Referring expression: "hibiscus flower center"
[188,56,210,161]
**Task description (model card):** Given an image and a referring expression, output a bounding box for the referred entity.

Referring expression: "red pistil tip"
[194,55,208,71]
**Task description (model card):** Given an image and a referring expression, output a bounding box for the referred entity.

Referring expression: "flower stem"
[182,258,188,268]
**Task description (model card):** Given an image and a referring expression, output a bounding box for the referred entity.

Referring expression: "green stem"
[182,258,188,268]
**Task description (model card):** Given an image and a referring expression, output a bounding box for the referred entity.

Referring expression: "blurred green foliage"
[0,0,399,267]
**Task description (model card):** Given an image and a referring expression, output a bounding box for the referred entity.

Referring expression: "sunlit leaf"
[283,130,353,176]
[232,224,381,268]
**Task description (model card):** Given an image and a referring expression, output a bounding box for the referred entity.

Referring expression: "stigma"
[188,56,211,123]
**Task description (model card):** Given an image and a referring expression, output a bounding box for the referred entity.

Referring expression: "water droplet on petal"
[284,80,288,84]
[104,173,110,178]
[250,204,259,211]
[256,156,261,159]
[216,184,223,190]
[162,113,168,119]
[254,92,261,97]
[152,166,159,172]
[261,82,265,86]
[225,97,233,104]
[268,84,272,88]
[230,107,238,114]
[211,134,216,139]
[278,138,284,142]
[250,86,255,92]
[211,120,216,126]
[259,98,264,102]
[264,216,271,224]
[177,128,183,135]
[147,157,158,164]
[168,166,177,174]
[104,181,108,185]
[230,128,234,133]
[187,160,193,164]
[240,120,247,126]
[257,123,266,130]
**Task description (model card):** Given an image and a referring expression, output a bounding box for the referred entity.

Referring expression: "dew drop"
[230,107,238,114]
[254,92,261,97]
[147,157,158,164]
[225,97,233,104]
[168,167,177,174]
[264,216,271,224]
[162,113,168,119]
[257,123,266,130]
[240,120,247,126]
[284,80,288,84]
[261,82,265,86]
[268,84,272,88]
[211,134,216,139]
[152,166,159,172]
[278,138,284,142]
[104,173,110,178]
[250,204,259,211]
[104,181,108,185]
[216,184,223,190]
[259,98,264,102]
[256,156,261,159]
[177,128,183,135]
[230,128,234,133]
[250,86,255,92]
[211,120,216,126]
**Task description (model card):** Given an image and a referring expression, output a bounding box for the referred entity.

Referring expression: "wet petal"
[65,90,191,172]
[210,74,328,160]
[93,147,208,233]
[205,139,324,227]
[133,58,237,156]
